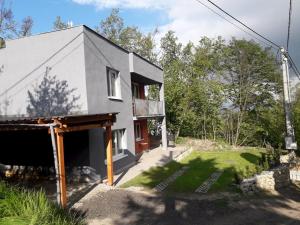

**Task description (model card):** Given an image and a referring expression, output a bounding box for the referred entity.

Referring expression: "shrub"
[0,182,84,225]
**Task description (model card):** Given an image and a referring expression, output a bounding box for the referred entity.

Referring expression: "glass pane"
[111,72,116,96]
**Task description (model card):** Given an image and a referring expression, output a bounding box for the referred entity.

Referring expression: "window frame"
[134,123,142,141]
[112,129,126,157]
[107,67,121,99]
[132,82,140,99]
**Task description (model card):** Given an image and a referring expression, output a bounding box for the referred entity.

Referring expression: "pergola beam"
[56,131,67,208]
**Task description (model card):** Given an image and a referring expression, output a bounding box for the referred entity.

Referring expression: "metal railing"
[133,99,163,117]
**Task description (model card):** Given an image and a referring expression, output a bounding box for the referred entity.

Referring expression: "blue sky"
[12,0,167,34]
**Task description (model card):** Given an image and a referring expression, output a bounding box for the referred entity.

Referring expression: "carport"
[0,113,117,207]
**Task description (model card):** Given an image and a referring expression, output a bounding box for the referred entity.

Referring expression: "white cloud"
[72,0,170,10]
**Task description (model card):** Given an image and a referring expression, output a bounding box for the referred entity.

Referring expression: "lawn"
[121,148,266,193]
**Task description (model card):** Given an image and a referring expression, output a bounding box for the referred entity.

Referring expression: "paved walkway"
[113,145,188,186]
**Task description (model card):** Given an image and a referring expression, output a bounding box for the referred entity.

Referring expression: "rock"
[240,166,291,194]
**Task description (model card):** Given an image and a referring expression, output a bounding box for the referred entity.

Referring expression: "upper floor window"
[107,67,121,98]
[132,82,140,99]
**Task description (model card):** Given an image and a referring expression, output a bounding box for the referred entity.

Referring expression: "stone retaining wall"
[174,147,193,162]
[240,166,290,194]
[290,170,300,181]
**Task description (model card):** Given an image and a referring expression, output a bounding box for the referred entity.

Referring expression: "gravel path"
[73,184,300,225]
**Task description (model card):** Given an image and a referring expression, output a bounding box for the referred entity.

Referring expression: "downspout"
[49,124,61,206]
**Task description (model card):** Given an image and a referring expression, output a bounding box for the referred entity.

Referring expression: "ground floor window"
[134,123,142,141]
[112,129,126,156]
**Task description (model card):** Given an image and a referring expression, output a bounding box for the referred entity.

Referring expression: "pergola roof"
[0,113,118,132]
[0,112,118,207]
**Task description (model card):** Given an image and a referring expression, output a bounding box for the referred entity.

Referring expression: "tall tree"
[0,0,16,38]
[160,31,186,136]
[53,16,68,31]
[222,39,281,145]
[27,67,80,117]
[0,0,33,40]
[19,16,33,37]
[96,8,157,63]
[97,8,123,44]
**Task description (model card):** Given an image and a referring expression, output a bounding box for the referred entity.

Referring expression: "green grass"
[0,182,85,225]
[121,148,265,193]
[121,161,182,188]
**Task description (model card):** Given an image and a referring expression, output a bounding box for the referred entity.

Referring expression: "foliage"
[53,16,68,31]
[0,0,33,39]
[0,182,84,225]
[96,8,157,63]
[27,67,80,117]
[222,39,281,146]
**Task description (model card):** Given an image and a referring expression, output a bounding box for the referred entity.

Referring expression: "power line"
[205,0,281,49]
[193,0,273,48]
[195,0,300,80]
[0,31,83,99]
[287,0,292,51]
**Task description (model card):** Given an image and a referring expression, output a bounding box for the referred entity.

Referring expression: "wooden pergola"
[0,113,117,207]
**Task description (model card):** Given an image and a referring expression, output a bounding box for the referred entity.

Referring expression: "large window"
[134,123,142,141]
[107,67,121,98]
[112,129,126,156]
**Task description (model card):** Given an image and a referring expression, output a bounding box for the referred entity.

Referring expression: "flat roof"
[3,24,163,71]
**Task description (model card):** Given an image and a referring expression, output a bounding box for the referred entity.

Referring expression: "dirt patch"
[75,184,300,225]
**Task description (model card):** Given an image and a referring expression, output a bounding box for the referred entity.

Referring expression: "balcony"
[133,99,164,118]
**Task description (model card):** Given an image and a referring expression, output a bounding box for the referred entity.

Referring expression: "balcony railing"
[133,99,163,117]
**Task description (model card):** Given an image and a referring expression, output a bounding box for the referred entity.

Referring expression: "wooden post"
[106,126,114,186]
[56,131,67,207]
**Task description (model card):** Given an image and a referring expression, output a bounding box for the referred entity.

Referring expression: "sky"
[10,0,300,81]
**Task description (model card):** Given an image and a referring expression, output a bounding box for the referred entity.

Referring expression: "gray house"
[0,25,167,179]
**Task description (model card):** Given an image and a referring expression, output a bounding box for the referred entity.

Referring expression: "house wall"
[0,26,88,117]
[0,25,165,181]
[129,53,163,84]
[83,27,136,177]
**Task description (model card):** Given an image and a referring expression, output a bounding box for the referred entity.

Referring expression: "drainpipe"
[49,124,61,206]
[160,83,168,150]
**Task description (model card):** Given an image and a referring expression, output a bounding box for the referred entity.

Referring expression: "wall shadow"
[240,152,262,165]
[111,185,300,225]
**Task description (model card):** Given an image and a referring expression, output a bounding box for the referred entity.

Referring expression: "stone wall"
[0,163,100,184]
[240,166,290,194]
[290,170,300,181]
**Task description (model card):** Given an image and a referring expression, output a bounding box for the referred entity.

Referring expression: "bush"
[0,182,84,225]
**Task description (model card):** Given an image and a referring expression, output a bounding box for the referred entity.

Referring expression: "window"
[134,123,142,141]
[132,82,140,99]
[107,67,121,98]
[112,129,126,156]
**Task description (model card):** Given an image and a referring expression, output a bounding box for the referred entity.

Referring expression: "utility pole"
[281,48,297,150]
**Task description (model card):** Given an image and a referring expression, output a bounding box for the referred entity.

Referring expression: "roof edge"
[131,52,163,71]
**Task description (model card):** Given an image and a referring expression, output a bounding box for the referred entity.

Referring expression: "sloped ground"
[74,183,300,225]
